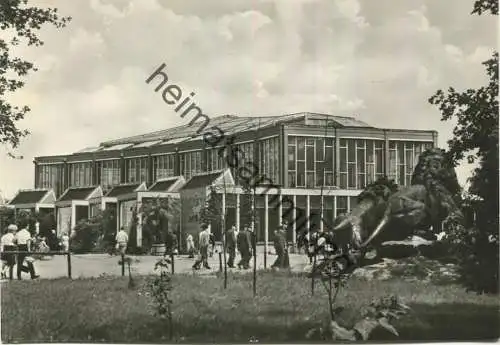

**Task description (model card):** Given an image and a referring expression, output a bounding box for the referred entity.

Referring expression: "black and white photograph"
[0,0,498,343]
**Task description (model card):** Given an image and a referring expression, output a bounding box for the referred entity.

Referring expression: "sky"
[0,0,497,200]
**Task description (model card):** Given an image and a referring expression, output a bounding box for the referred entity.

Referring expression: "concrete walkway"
[4,252,312,280]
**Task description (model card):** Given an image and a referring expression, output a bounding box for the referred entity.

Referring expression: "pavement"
[2,251,312,280]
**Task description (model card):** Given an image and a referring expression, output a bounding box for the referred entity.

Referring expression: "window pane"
[340,148,347,172]
[325,146,333,171]
[306,172,314,188]
[340,173,347,188]
[357,148,365,173]
[348,140,355,162]
[376,149,384,174]
[367,164,375,184]
[297,161,305,187]
[357,173,365,189]
[348,163,356,188]
[287,172,296,188]
[316,138,324,161]
[337,196,348,216]
[297,138,305,160]
[399,165,405,185]
[315,171,323,186]
[306,146,315,170]
[287,145,295,170]
[366,141,374,163]
[288,136,296,145]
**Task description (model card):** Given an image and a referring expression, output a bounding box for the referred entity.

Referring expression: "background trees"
[428,0,498,293]
[1,0,70,156]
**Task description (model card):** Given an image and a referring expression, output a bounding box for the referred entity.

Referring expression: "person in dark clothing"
[237,226,252,269]
[209,232,215,257]
[225,225,237,268]
[272,224,289,269]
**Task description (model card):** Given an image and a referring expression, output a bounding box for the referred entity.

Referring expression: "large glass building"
[32,112,437,247]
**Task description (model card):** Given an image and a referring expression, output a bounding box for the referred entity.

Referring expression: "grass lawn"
[2,272,499,343]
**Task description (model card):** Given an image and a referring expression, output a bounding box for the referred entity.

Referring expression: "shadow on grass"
[20,302,498,343]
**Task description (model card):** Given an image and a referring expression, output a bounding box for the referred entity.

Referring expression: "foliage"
[306,235,412,341]
[0,206,15,232]
[70,209,115,253]
[147,257,174,340]
[428,2,498,293]
[2,274,499,342]
[141,197,180,245]
[199,185,222,229]
[1,0,71,155]
[70,218,101,253]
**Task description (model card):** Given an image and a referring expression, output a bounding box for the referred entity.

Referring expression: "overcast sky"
[0,0,497,199]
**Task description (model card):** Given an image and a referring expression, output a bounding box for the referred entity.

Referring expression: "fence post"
[171,253,175,274]
[67,251,72,279]
[121,253,125,277]
[218,252,223,272]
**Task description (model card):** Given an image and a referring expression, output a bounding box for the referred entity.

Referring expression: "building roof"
[148,179,177,192]
[78,113,373,152]
[105,183,142,197]
[181,171,227,190]
[9,189,50,205]
[58,186,99,202]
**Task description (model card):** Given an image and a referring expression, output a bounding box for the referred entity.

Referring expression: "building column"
[136,195,143,247]
[120,154,126,184]
[236,192,240,231]
[71,203,76,232]
[264,194,269,255]
[320,194,324,232]
[306,194,310,232]
[334,135,340,186]
[292,194,297,250]
[384,130,390,176]
[221,191,226,239]
[281,125,287,187]
[147,154,154,187]
[33,160,39,188]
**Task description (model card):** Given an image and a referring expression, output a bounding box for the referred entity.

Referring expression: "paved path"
[7,252,312,280]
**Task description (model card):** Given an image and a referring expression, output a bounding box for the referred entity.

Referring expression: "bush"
[70,218,101,253]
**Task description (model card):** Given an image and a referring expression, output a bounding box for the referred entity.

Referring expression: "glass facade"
[153,154,175,180]
[38,164,65,197]
[69,162,93,187]
[388,141,433,186]
[287,136,335,188]
[180,151,203,181]
[96,159,120,192]
[258,137,279,184]
[125,157,148,183]
[205,147,226,172]
[339,139,385,189]
[231,142,254,184]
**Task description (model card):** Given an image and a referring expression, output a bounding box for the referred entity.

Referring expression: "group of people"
[1,223,40,280]
[187,222,293,271]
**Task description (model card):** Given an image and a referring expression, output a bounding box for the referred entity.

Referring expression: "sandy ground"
[4,251,311,280]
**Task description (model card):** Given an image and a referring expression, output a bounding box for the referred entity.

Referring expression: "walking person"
[192,225,211,270]
[61,233,70,252]
[208,232,215,257]
[15,222,39,280]
[225,225,237,268]
[1,224,17,280]
[186,233,195,258]
[237,226,252,269]
[115,227,129,256]
[271,225,285,269]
